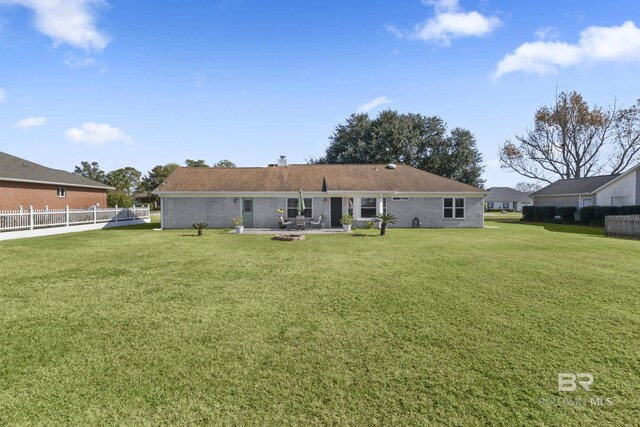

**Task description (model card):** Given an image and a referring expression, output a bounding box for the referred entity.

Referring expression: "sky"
[1,0,640,187]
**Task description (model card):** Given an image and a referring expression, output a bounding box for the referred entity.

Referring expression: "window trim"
[286,197,313,218]
[443,197,465,220]
[56,186,66,198]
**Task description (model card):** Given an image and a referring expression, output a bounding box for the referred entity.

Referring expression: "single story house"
[485,187,532,211]
[531,164,640,208]
[0,151,113,210]
[155,159,485,229]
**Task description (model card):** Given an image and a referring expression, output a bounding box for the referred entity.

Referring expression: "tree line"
[72,159,236,207]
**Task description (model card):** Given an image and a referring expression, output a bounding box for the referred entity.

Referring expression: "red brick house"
[0,151,113,210]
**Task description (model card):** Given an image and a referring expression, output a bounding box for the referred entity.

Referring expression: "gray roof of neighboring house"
[0,151,113,189]
[531,174,619,197]
[485,187,532,203]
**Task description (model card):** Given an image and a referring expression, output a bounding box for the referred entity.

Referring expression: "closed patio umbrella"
[297,189,306,216]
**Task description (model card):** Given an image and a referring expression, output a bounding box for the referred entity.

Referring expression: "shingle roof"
[486,187,532,203]
[156,164,484,193]
[531,175,619,197]
[0,151,113,189]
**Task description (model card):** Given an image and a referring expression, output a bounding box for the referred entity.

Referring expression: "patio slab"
[228,228,348,234]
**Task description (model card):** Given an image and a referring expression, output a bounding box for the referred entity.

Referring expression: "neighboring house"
[531,164,640,208]
[485,187,532,211]
[154,158,485,229]
[0,151,113,210]
[133,192,159,209]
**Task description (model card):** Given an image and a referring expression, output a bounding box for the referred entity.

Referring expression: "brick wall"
[387,196,484,228]
[161,195,484,229]
[0,181,107,210]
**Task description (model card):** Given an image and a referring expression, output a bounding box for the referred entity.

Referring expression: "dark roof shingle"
[156,164,484,193]
[0,151,113,189]
[486,187,532,203]
[531,175,619,197]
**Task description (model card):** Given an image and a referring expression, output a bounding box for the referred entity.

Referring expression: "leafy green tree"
[106,167,141,195]
[212,160,236,168]
[311,110,485,187]
[185,159,208,167]
[106,191,133,207]
[73,161,106,183]
[139,163,180,202]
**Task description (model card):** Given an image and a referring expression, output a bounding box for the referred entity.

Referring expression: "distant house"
[0,151,113,210]
[531,164,640,208]
[154,158,486,229]
[485,187,532,211]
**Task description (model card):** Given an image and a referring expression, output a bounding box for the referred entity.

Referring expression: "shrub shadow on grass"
[103,222,159,231]
[492,219,605,236]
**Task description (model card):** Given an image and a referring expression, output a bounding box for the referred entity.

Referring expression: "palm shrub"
[375,212,397,236]
[192,222,208,236]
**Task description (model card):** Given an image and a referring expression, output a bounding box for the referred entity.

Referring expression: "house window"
[503,202,510,209]
[287,198,312,218]
[582,198,593,207]
[56,187,66,198]
[611,196,626,206]
[444,198,465,219]
[392,197,409,201]
[361,198,377,218]
[487,202,494,209]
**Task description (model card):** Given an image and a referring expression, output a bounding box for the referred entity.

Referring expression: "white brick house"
[155,160,485,229]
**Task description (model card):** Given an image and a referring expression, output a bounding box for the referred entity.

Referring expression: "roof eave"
[0,176,115,190]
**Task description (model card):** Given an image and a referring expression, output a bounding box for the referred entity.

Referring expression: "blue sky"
[1,0,640,187]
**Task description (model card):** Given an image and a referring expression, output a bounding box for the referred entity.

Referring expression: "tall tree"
[73,161,106,183]
[139,163,180,198]
[499,91,640,183]
[106,167,141,195]
[311,110,485,187]
[185,159,208,167]
[515,182,542,193]
[212,160,236,168]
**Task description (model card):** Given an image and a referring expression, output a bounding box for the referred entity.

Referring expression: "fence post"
[29,205,34,230]
[93,206,97,224]
[133,205,136,220]
[65,205,70,227]
[115,205,119,222]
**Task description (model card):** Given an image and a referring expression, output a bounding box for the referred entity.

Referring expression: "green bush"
[106,191,133,208]
[556,206,577,224]
[522,206,556,222]
[618,205,640,215]
[579,206,595,225]
[485,208,516,213]
[592,206,619,226]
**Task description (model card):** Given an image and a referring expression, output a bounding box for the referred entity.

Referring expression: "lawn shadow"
[103,221,159,231]
[489,218,605,237]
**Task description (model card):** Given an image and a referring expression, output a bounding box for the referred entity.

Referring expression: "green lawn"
[1,221,639,425]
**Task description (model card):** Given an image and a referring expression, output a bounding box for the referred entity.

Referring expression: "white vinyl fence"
[605,214,640,240]
[0,205,150,233]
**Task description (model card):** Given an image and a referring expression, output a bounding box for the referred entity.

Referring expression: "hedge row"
[522,205,640,226]
[485,208,516,213]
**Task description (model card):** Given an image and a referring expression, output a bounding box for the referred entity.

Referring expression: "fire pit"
[272,234,305,241]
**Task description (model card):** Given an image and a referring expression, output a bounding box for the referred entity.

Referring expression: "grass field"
[1,221,639,425]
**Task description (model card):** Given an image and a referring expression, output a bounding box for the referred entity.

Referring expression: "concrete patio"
[228,228,348,234]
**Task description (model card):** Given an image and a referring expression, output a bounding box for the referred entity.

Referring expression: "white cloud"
[15,116,47,128]
[0,0,109,51]
[0,88,5,102]
[65,122,133,145]
[64,52,98,68]
[495,21,640,77]
[390,0,501,46]
[357,96,393,113]
[534,26,560,41]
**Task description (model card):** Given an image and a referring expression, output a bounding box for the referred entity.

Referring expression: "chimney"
[277,155,288,167]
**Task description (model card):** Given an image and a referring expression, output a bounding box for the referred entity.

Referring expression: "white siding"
[595,170,637,206]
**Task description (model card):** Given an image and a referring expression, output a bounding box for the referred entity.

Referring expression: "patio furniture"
[296,216,306,229]
[310,214,324,229]
[279,216,293,229]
